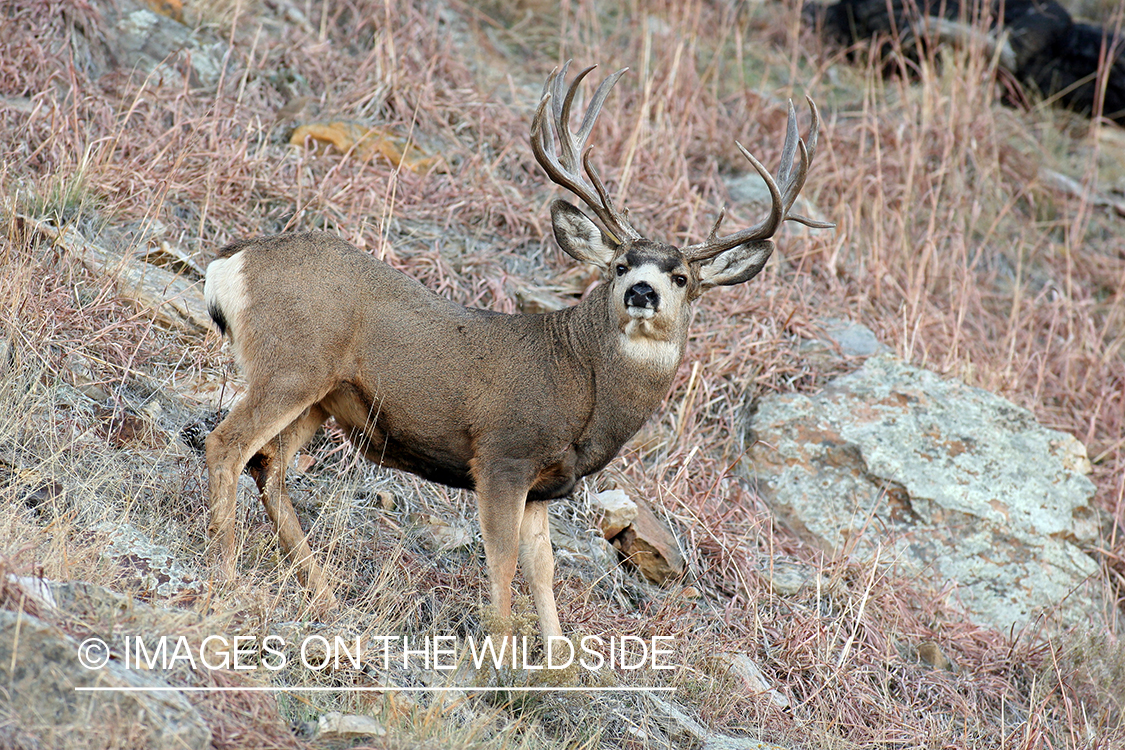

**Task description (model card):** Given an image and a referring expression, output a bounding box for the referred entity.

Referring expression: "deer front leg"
[474,460,535,637]
[248,404,337,609]
[520,500,562,641]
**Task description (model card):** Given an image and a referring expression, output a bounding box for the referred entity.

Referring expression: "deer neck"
[549,283,688,470]
[559,282,688,375]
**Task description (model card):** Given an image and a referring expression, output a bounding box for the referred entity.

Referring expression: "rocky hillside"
[1,0,1123,748]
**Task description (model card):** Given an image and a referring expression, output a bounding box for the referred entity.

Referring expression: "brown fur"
[203,67,828,640]
[205,230,691,638]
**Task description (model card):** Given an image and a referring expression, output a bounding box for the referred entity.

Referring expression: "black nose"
[624,281,658,309]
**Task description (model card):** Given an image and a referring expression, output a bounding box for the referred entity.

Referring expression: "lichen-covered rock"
[90,522,205,601]
[68,0,228,87]
[743,353,1102,632]
[0,610,211,750]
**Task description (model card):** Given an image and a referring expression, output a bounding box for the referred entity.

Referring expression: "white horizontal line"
[75,686,676,693]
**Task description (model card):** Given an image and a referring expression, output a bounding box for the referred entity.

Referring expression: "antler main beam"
[683,97,834,263]
[530,62,640,244]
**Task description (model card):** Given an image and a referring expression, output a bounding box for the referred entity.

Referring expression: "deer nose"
[624,281,658,309]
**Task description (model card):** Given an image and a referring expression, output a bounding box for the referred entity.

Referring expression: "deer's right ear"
[551,200,618,268]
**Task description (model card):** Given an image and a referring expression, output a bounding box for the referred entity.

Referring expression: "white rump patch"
[204,252,249,357]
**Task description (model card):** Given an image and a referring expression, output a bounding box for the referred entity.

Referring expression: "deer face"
[551,199,779,370]
[606,240,695,369]
[610,240,693,328]
[551,201,692,336]
[551,198,775,328]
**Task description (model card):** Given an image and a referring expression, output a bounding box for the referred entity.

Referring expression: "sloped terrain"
[1,0,1124,747]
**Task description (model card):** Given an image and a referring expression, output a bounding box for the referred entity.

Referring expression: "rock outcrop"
[0,608,211,750]
[743,353,1102,631]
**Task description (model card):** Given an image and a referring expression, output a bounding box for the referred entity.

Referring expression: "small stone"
[916,641,956,671]
[590,488,638,539]
[315,712,386,740]
[548,514,618,571]
[612,497,684,585]
[803,317,892,358]
[707,653,790,709]
[417,516,471,552]
[6,574,58,610]
[644,693,708,743]
[756,560,834,597]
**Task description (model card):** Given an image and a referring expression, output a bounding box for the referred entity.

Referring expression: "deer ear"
[696,240,774,290]
[551,200,617,269]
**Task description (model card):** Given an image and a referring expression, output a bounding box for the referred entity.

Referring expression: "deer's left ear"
[695,240,774,290]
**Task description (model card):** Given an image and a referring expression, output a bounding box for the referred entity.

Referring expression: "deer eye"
[672,274,687,288]
[615,264,628,277]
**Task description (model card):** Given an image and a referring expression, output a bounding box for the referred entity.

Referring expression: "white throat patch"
[627,306,655,320]
[618,320,683,372]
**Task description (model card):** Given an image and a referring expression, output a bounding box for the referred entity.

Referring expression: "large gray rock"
[0,609,211,750]
[743,354,1102,632]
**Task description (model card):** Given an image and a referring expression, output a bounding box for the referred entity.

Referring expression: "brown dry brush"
[2,0,1125,746]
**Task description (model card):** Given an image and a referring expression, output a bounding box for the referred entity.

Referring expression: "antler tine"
[530,61,640,244]
[775,100,800,193]
[683,97,834,263]
[781,139,810,213]
[582,147,619,226]
[576,67,629,150]
[803,95,820,166]
[554,62,594,171]
[784,97,834,229]
[683,141,783,263]
[706,208,726,241]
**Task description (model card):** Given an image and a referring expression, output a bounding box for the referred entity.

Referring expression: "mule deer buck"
[204,62,831,640]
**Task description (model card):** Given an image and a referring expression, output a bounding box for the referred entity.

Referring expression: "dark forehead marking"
[624,241,684,273]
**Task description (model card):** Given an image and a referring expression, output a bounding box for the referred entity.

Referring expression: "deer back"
[206,231,686,498]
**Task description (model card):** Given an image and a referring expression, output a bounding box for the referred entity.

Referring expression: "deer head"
[532,63,832,363]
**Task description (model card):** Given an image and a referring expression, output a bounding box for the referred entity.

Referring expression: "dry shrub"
[1,0,1123,747]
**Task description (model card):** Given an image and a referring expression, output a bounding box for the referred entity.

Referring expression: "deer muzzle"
[624,281,658,318]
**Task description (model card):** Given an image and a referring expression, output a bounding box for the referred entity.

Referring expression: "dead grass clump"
[2,0,1124,747]
[194,671,309,750]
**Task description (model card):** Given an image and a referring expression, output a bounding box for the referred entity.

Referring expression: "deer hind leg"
[519,500,562,641]
[204,381,326,580]
[248,403,337,608]
[473,460,536,637]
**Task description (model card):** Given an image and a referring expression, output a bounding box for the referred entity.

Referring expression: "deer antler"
[531,61,640,245]
[683,97,834,263]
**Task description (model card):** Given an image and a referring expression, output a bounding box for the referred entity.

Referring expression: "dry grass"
[2,0,1124,747]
